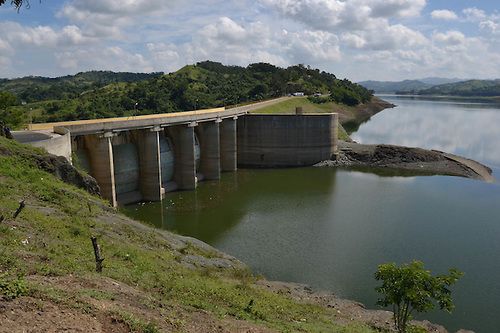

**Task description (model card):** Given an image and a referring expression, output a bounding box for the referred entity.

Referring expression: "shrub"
[374,261,462,333]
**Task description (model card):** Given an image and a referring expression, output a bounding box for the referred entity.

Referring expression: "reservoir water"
[124,95,500,333]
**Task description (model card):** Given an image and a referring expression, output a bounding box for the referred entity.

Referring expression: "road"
[27,97,292,132]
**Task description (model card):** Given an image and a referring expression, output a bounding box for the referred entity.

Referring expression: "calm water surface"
[124,95,500,332]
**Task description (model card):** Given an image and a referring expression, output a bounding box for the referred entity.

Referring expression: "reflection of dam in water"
[20,105,339,207]
[124,167,339,244]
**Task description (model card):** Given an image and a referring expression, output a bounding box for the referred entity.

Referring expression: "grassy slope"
[0,136,376,333]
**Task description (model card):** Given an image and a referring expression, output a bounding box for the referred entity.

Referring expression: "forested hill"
[0,71,163,102]
[416,79,500,97]
[359,80,432,94]
[0,61,373,126]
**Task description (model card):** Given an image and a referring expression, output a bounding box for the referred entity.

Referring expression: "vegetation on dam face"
[0,136,382,332]
[0,61,372,129]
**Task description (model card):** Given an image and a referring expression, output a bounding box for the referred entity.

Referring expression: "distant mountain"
[418,77,465,86]
[0,71,163,103]
[417,79,500,97]
[358,80,432,93]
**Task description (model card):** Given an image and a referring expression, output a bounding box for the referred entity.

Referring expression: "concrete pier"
[134,127,163,201]
[199,120,221,180]
[168,125,197,190]
[220,117,237,172]
[84,133,117,207]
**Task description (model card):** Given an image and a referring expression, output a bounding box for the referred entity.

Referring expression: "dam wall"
[18,106,339,206]
[237,114,338,167]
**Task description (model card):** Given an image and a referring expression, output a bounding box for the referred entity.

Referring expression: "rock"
[0,141,100,196]
[33,153,100,195]
[314,141,493,182]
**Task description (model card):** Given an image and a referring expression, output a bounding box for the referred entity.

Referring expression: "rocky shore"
[257,280,474,333]
[315,141,494,182]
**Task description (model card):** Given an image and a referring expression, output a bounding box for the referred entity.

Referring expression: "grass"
[250,96,358,115]
[0,136,377,332]
[250,97,353,141]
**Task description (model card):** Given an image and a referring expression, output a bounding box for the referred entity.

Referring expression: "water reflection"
[124,168,337,243]
[352,95,500,171]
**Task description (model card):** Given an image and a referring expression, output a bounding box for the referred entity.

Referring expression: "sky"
[0,0,499,81]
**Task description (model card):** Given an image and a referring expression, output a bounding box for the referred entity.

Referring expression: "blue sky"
[0,0,499,81]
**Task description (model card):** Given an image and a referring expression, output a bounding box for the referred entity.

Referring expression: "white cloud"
[463,7,487,22]
[369,0,426,18]
[0,38,13,54]
[202,17,248,43]
[58,0,170,21]
[55,47,153,72]
[0,0,499,81]
[260,0,426,31]
[431,9,458,21]
[341,33,367,49]
[0,21,89,48]
[432,31,466,46]
[480,20,500,35]
[259,0,428,54]
[282,30,341,62]
[462,7,500,36]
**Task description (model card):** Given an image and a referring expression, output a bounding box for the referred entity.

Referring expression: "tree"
[0,91,18,109]
[0,0,28,10]
[374,261,463,333]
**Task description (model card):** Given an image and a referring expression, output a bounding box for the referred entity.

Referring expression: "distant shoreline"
[384,94,500,103]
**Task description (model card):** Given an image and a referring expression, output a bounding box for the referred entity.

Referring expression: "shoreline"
[315,141,494,183]
[339,97,396,133]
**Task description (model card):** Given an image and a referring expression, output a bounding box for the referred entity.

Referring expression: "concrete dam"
[19,102,339,207]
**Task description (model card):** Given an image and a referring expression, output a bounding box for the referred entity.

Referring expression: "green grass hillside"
[0,136,377,332]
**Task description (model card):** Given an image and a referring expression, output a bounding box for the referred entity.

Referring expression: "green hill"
[359,80,432,94]
[0,61,373,128]
[0,71,163,103]
[417,79,500,97]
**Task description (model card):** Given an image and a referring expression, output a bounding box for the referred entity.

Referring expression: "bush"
[374,261,462,333]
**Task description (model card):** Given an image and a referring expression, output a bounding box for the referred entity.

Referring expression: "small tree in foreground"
[374,261,463,333]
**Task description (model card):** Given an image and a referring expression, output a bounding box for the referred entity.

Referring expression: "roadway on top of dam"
[27,97,290,136]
